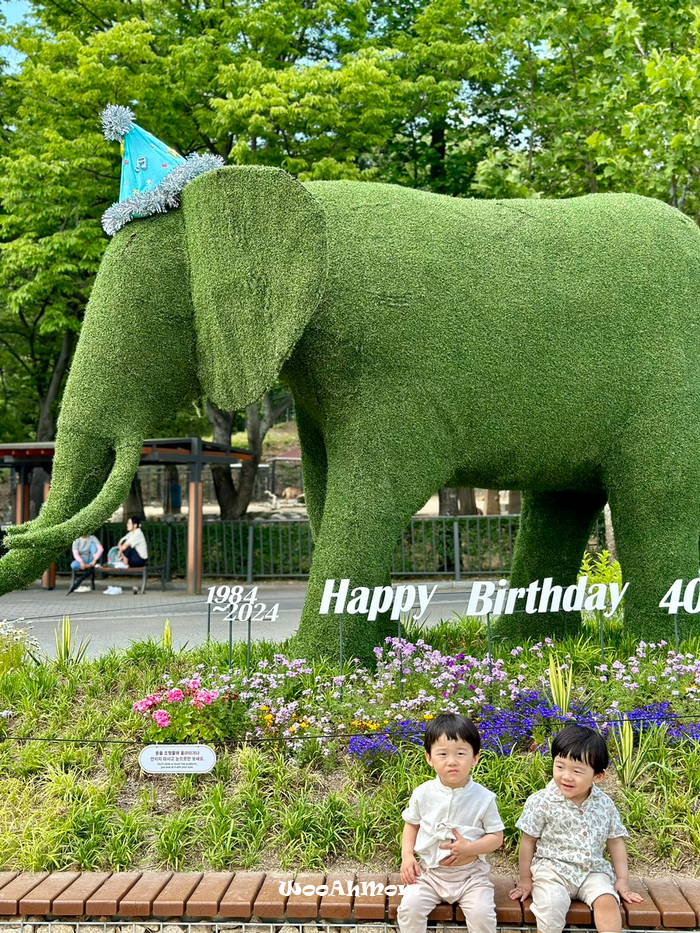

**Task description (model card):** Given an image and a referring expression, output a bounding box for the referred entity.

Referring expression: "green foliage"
[547,652,573,715]
[610,718,672,786]
[0,0,492,443]
[403,614,488,655]
[53,616,91,669]
[580,550,623,587]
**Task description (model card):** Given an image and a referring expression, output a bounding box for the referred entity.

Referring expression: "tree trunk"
[124,473,145,520]
[429,118,447,191]
[207,401,241,519]
[30,330,75,518]
[457,488,478,514]
[207,392,292,520]
[507,490,522,514]
[439,487,458,516]
[604,503,616,559]
[36,330,74,444]
[440,488,479,515]
[484,489,501,514]
[162,463,181,514]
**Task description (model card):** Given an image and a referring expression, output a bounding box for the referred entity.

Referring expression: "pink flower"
[190,688,219,709]
[166,689,184,703]
[152,710,170,728]
[133,693,162,713]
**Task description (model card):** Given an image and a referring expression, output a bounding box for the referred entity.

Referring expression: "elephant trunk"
[0,434,141,594]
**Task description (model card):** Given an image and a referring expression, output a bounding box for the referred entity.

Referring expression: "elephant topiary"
[1,164,699,660]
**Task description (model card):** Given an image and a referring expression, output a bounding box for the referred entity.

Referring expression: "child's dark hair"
[551,724,609,774]
[129,515,142,526]
[424,713,481,756]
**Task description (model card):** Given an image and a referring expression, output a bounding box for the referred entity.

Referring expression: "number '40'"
[659,579,700,614]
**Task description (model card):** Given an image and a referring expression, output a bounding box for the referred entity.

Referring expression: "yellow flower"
[423,713,434,720]
[300,721,309,729]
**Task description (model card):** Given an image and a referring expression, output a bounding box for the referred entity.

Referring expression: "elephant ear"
[182,165,327,411]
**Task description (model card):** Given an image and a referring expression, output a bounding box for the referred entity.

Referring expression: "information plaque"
[139,744,216,774]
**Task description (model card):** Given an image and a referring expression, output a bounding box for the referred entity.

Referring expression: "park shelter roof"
[0,437,254,470]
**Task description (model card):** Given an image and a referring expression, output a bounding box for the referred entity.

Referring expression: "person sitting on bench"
[116,515,148,568]
[71,533,103,573]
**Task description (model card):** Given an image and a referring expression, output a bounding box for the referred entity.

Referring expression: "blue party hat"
[101,105,223,235]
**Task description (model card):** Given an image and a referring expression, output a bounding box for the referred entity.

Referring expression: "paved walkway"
[0,578,477,658]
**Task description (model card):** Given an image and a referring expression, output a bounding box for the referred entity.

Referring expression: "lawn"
[0,579,699,876]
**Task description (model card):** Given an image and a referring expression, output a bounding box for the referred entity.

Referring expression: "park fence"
[56,515,606,583]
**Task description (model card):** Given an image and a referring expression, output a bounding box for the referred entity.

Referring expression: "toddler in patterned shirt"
[509,724,642,933]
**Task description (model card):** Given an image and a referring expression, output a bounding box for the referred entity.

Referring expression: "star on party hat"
[100,104,223,236]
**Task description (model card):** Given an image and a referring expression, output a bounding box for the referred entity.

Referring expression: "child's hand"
[509,880,533,901]
[438,829,477,867]
[401,856,421,886]
[615,880,643,903]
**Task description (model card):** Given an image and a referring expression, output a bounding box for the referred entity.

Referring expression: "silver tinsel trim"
[101,153,225,235]
[101,104,136,142]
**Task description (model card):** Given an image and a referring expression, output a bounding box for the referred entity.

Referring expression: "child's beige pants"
[530,861,620,933]
[397,860,496,933]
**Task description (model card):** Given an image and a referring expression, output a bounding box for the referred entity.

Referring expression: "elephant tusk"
[4,444,142,551]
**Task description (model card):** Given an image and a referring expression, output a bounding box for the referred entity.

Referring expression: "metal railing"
[55,516,605,583]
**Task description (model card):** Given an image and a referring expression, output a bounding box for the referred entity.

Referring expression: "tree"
[207,391,292,519]
[464,0,700,214]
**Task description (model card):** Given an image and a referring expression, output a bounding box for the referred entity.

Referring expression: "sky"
[1,1,32,70]
[2,1,32,27]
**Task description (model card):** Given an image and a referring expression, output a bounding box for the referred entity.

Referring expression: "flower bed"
[134,637,700,758]
[0,621,696,873]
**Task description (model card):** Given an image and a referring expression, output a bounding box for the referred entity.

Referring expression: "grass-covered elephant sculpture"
[2,165,699,660]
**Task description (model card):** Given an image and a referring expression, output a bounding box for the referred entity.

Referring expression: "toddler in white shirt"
[397,713,504,933]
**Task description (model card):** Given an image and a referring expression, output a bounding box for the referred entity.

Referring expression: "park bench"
[0,871,697,927]
[69,561,166,595]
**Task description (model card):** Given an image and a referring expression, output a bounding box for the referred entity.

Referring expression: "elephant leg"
[293,447,433,665]
[503,489,607,640]
[606,423,700,642]
[295,405,327,540]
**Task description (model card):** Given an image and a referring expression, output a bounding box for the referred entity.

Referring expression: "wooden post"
[41,480,55,590]
[14,466,30,525]
[187,460,203,596]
